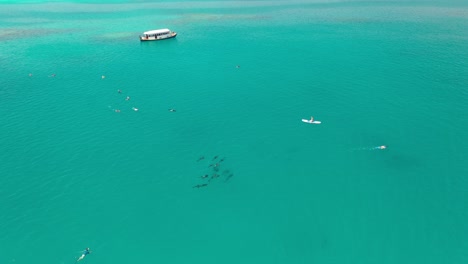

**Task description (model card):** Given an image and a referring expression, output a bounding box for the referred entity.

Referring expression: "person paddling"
[76,248,91,262]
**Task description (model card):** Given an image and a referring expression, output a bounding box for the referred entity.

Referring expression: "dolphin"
[225,174,234,182]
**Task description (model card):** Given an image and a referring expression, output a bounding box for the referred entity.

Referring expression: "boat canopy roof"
[143,29,170,35]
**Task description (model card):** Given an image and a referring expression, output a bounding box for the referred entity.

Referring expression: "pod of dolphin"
[193,155,234,188]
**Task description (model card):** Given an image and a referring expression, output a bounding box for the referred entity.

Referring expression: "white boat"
[140,28,177,41]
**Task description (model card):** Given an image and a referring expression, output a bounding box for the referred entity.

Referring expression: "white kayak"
[302,119,321,124]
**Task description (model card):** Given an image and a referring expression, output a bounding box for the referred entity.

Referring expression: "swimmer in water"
[201,174,209,179]
[132,107,138,112]
[310,116,314,122]
[197,156,205,162]
[117,89,122,94]
[125,96,130,101]
[115,109,121,113]
[76,248,91,262]
[236,65,240,68]
[169,109,176,112]
[212,156,218,160]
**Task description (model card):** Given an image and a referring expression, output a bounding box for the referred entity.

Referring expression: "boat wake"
[352,145,387,151]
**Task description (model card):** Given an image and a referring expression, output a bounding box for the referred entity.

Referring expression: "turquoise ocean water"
[1,1,468,263]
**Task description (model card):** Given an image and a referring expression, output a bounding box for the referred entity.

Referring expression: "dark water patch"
[0,28,73,42]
